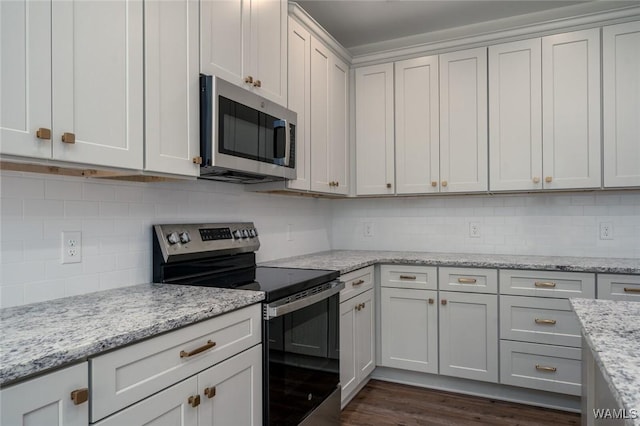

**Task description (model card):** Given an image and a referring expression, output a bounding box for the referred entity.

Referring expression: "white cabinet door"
[144,0,200,176]
[380,288,438,374]
[1,363,88,426]
[542,29,601,189]
[250,0,287,106]
[0,0,52,159]
[286,18,311,191]
[310,38,332,193]
[439,291,498,383]
[489,39,543,191]
[395,56,440,194]
[439,47,488,193]
[603,21,640,188]
[339,296,357,402]
[198,345,262,426]
[200,0,248,89]
[51,0,143,169]
[329,55,350,195]
[355,63,395,195]
[355,289,375,383]
[93,376,198,426]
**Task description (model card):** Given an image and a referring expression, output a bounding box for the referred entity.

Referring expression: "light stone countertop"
[570,298,640,426]
[0,283,264,387]
[260,250,640,275]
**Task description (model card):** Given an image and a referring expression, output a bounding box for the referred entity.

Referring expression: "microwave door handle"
[199,74,213,166]
[284,119,291,167]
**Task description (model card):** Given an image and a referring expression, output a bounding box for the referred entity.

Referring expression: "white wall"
[331,191,640,258]
[0,171,332,308]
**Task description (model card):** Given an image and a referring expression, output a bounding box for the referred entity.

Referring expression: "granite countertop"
[261,250,640,275]
[570,298,640,426]
[0,283,264,387]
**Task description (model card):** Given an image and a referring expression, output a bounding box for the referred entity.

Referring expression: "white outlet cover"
[62,231,82,264]
[469,222,481,238]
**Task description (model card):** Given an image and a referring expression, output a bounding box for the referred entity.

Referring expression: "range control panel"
[154,222,260,262]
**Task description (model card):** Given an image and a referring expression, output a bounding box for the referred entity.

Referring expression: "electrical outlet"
[599,222,614,240]
[469,222,481,238]
[62,231,82,264]
[363,222,374,238]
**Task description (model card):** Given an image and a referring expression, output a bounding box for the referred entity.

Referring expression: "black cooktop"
[238,267,339,302]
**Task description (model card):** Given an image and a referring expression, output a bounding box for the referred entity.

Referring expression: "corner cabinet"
[439,47,488,193]
[0,0,143,169]
[355,63,395,195]
[603,21,640,188]
[144,0,200,177]
[339,267,375,406]
[200,0,287,106]
[0,363,89,426]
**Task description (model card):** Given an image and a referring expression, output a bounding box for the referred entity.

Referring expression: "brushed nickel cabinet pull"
[244,76,254,84]
[188,395,201,408]
[352,279,364,286]
[61,132,76,144]
[204,387,216,399]
[399,275,416,280]
[535,318,557,325]
[535,364,557,373]
[624,287,640,293]
[441,299,447,305]
[180,340,216,358]
[192,156,203,165]
[428,298,434,304]
[545,176,553,183]
[70,388,89,405]
[534,281,556,288]
[457,278,477,284]
[36,128,51,140]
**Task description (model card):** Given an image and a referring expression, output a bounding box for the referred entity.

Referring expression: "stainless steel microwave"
[199,75,297,183]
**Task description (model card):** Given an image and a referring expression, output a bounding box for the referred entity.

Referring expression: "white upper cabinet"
[395,56,440,195]
[329,55,350,195]
[309,38,332,192]
[489,39,543,191]
[355,63,395,195]
[542,29,601,189]
[603,21,640,188]
[1,0,144,170]
[144,0,200,177]
[439,47,488,193]
[201,0,287,106]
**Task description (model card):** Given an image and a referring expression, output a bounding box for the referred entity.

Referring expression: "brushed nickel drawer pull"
[535,364,557,373]
[535,318,557,325]
[457,278,477,284]
[180,340,216,358]
[399,275,416,280]
[204,387,216,399]
[352,279,365,286]
[188,395,201,408]
[624,287,640,293]
[70,388,89,405]
[534,281,556,288]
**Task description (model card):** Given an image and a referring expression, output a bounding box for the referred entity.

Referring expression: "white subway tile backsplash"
[1,261,46,286]
[23,199,64,217]
[1,199,23,217]
[99,202,130,217]
[66,275,101,297]
[0,285,24,307]
[83,182,116,201]
[65,200,100,217]
[46,180,82,200]
[24,279,66,304]
[1,175,44,199]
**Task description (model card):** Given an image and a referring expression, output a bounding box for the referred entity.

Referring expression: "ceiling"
[294,1,630,51]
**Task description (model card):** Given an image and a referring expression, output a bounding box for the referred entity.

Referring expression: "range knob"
[232,230,241,240]
[179,232,191,244]
[167,232,180,245]
[241,229,249,239]
[248,229,256,238]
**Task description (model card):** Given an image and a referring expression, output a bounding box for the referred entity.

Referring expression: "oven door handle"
[264,280,345,319]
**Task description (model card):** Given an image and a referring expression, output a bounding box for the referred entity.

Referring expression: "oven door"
[264,281,344,426]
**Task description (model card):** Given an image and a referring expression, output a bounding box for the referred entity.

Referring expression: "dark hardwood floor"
[341,380,580,426]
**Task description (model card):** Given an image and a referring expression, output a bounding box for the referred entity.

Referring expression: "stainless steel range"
[153,223,343,425]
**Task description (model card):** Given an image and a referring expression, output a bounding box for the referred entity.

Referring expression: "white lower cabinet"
[597,274,640,301]
[380,287,438,374]
[339,267,375,406]
[0,363,88,426]
[439,291,499,383]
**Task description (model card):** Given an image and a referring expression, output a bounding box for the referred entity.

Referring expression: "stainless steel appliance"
[199,76,297,183]
[153,223,343,425]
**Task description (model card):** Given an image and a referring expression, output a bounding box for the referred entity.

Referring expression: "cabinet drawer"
[500,270,595,298]
[500,296,581,347]
[439,267,497,293]
[340,266,374,302]
[381,265,437,290]
[597,274,640,301]
[90,304,261,422]
[500,341,581,396]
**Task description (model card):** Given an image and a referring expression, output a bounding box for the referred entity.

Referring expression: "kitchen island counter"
[261,250,640,275]
[570,298,640,426]
[0,283,264,387]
